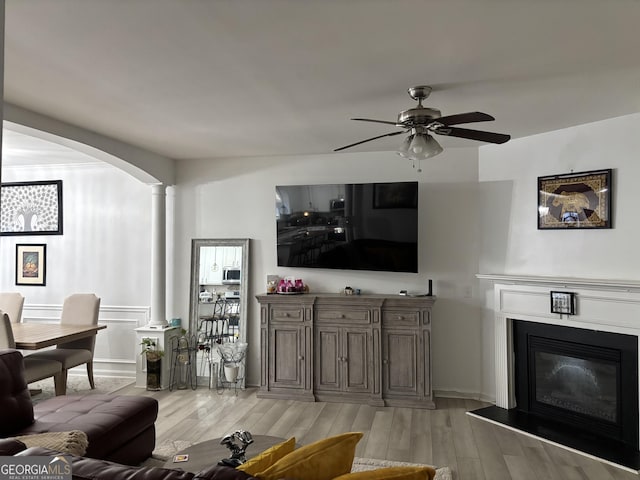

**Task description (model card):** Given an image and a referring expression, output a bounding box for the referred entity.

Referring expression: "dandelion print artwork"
[1,181,63,235]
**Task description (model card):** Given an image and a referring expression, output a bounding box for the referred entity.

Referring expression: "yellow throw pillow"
[255,432,364,480]
[333,466,436,480]
[237,437,296,475]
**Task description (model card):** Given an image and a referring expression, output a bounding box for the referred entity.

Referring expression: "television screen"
[276,181,418,273]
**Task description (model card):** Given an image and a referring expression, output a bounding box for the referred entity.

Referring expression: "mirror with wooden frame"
[188,238,249,387]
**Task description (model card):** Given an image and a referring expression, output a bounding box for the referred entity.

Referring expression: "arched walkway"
[4,103,175,185]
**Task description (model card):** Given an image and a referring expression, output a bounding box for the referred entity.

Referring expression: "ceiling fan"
[334,86,510,169]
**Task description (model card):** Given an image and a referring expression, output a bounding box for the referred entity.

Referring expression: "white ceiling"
[3,0,640,162]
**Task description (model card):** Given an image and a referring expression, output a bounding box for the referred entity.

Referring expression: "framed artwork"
[1,180,63,235]
[16,244,47,286]
[550,291,576,315]
[373,182,418,209]
[537,169,611,229]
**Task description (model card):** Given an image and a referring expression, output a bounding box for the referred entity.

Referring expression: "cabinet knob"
[397,315,404,321]
[340,314,345,319]
[298,355,304,361]
[284,312,290,317]
[383,359,388,364]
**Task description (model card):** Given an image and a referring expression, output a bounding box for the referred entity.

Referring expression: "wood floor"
[116,383,639,480]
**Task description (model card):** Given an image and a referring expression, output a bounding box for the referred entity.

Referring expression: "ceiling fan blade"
[435,112,495,126]
[334,130,405,152]
[351,118,399,126]
[434,126,510,144]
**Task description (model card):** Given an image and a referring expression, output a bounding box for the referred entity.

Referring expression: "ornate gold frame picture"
[538,169,612,229]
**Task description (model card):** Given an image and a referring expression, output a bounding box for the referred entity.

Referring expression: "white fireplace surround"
[478,273,640,441]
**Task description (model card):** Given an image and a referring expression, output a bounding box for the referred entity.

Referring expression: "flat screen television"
[276,181,418,273]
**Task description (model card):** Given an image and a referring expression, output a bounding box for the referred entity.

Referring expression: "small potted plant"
[140,338,164,391]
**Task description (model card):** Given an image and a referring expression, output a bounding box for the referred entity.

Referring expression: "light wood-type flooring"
[116,383,639,480]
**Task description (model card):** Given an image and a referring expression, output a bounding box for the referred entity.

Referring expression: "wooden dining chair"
[27,293,101,391]
[0,292,25,323]
[0,312,65,394]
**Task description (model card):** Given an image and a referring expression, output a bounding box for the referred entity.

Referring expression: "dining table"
[12,322,106,350]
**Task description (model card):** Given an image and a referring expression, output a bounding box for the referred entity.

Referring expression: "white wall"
[479,112,640,278]
[173,148,485,394]
[0,162,153,376]
[10,113,635,395]
[477,112,640,399]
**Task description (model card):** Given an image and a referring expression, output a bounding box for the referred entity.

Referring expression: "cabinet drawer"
[316,309,370,324]
[271,307,304,322]
[382,310,420,326]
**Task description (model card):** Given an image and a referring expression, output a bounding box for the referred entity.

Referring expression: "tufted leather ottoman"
[0,349,158,465]
[17,394,158,465]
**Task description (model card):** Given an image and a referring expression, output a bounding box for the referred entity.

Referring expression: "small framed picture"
[550,291,576,315]
[16,244,47,286]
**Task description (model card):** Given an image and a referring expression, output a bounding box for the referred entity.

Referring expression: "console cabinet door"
[343,328,370,393]
[315,326,370,393]
[270,324,305,390]
[315,326,340,391]
[382,328,421,397]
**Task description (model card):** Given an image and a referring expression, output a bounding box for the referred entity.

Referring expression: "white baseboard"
[68,363,136,379]
[434,389,495,403]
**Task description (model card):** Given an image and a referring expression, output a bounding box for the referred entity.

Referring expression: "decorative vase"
[285,279,294,293]
[146,355,162,391]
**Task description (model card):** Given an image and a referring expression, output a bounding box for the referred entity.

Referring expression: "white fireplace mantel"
[477,273,640,412]
[477,273,640,291]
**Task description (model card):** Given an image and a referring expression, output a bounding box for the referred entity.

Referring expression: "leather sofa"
[0,348,157,465]
[1,442,257,480]
[0,348,257,479]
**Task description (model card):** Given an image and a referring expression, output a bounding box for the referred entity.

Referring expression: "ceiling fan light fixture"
[336,85,510,161]
[396,134,414,158]
[405,132,442,160]
[425,134,443,158]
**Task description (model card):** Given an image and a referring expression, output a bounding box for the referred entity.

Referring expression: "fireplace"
[471,274,640,471]
[513,320,638,448]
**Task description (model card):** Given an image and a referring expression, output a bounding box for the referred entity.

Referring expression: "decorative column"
[150,183,168,328]
[165,186,176,325]
[134,183,177,388]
